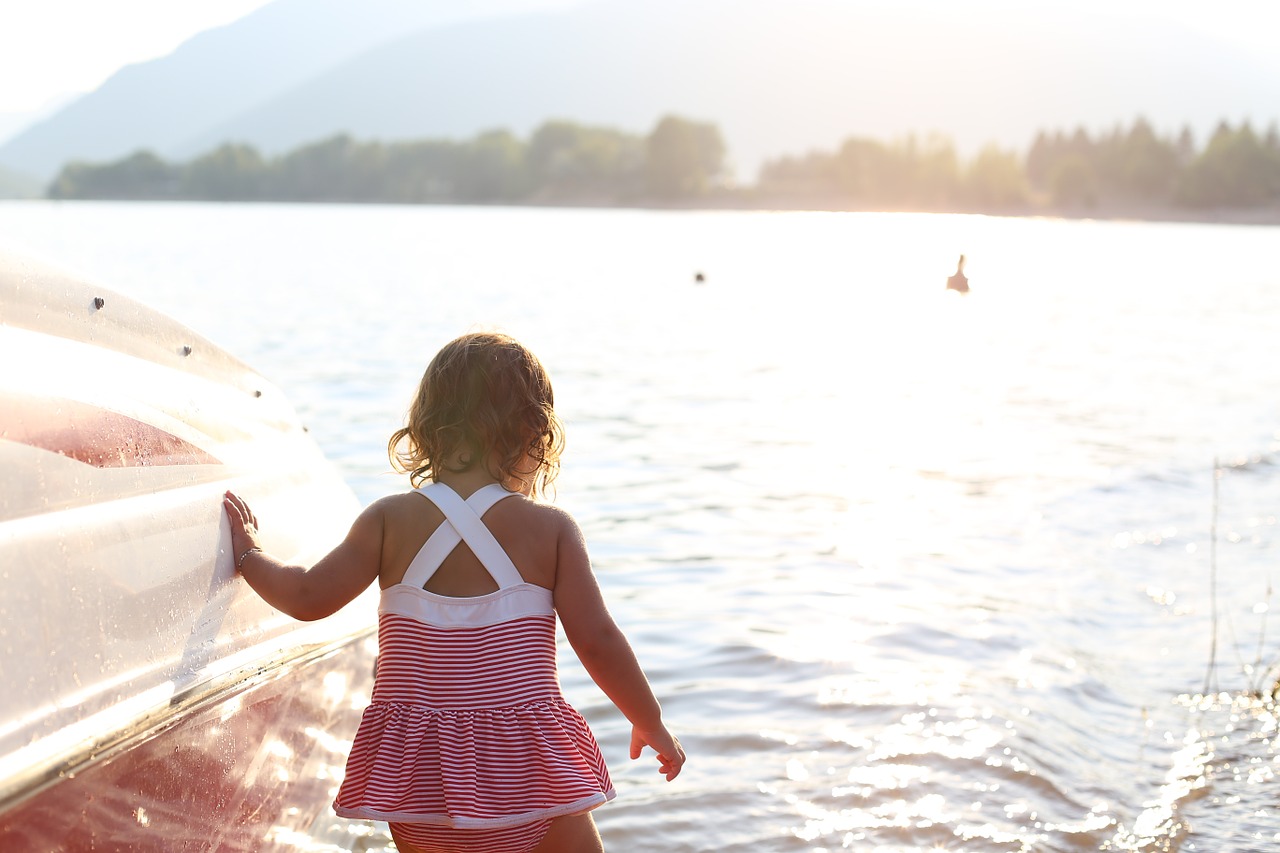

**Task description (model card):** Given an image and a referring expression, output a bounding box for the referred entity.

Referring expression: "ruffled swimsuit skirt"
[333,483,614,851]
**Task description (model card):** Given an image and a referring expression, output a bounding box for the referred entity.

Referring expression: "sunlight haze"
[2,0,1277,116]
[1,1,272,112]
[1,0,1277,172]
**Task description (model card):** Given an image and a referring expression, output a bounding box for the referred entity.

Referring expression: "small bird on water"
[946,254,969,294]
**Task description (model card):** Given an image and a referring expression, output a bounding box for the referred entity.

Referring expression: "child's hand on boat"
[223,491,264,571]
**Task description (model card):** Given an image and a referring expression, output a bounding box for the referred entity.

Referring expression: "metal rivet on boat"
[181,345,193,356]
[93,297,105,310]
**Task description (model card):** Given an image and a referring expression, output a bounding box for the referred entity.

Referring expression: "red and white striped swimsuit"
[334,483,614,849]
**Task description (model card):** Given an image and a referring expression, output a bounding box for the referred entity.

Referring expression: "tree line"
[1028,119,1280,209]
[48,115,1280,212]
[47,116,725,205]
[758,118,1280,211]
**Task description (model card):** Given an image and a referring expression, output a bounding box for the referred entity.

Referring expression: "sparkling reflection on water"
[2,202,1279,851]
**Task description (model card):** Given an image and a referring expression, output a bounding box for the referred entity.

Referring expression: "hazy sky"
[1,0,1277,139]
[2,2,272,113]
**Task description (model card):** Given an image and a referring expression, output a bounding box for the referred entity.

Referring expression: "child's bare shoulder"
[530,502,589,551]
[364,490,436,525]
[507,497,581,535]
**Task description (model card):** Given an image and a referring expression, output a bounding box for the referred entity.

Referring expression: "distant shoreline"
[6,194,1280,228]
[33,117,1280,225]
[626,192,1280,227]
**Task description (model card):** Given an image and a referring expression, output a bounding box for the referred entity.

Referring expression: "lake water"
[3,201,1279,852]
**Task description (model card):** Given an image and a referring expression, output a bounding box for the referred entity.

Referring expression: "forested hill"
[47,115,1280,216]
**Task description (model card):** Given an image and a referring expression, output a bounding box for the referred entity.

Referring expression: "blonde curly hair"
[388,332,564,498]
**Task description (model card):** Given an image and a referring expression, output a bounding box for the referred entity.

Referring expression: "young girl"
[223,332,684,853]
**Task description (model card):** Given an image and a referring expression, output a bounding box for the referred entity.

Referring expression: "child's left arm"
[553,510,686,781]
[223,490,382,621]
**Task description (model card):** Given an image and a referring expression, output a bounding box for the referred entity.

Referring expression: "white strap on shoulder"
[401,483,523,589]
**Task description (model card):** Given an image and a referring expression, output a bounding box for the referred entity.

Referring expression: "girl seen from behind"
[223,332,684,853]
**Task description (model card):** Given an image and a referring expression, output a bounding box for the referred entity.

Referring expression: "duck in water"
[946,254,969,294]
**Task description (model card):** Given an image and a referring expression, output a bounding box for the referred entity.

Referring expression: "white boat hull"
[0,252,378,850]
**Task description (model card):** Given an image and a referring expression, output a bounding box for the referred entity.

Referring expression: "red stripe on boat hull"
[1,394,221,467]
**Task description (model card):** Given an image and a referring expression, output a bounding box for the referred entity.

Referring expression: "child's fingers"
[657,743,686,780]
[223,491,259,530]
[222,495,243,527]
[654,752,682,781]
[222,497,249,534]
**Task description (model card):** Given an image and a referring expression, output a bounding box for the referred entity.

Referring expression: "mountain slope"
[0,0,571,180]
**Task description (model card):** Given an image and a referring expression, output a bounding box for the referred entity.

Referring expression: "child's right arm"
[552,510,686,781]
[224,490,383,622]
